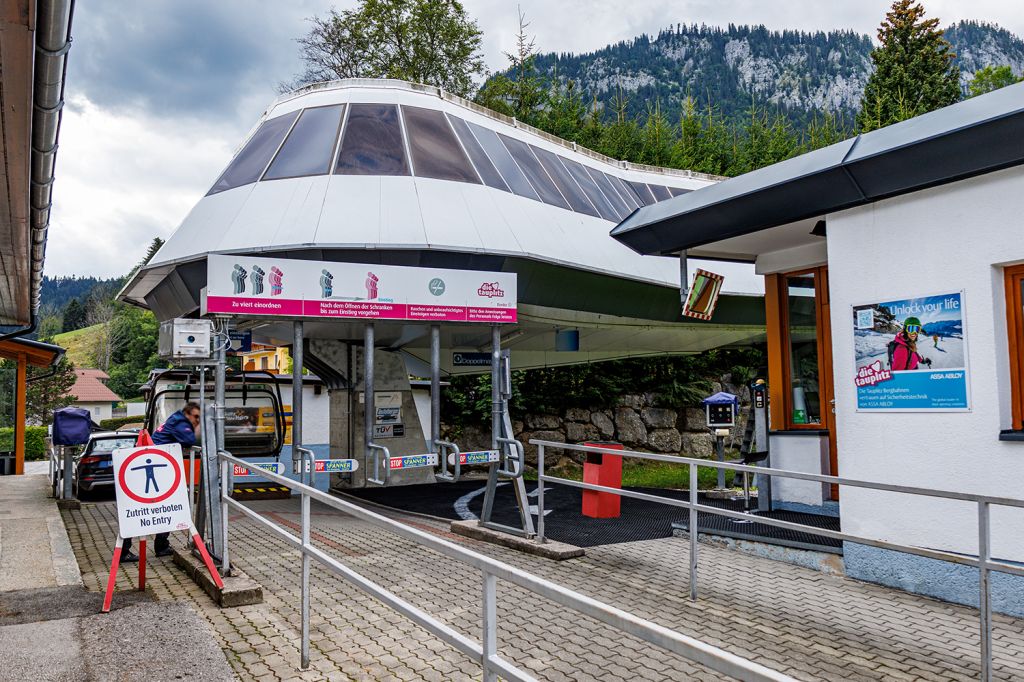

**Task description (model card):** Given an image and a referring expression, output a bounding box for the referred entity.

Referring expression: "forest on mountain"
[522,20,1024,125]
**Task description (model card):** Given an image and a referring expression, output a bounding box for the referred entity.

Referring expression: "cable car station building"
[613,82,1024,615]
[120,80,764,493]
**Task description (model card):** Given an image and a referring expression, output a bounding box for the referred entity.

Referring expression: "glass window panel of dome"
[585,167,631,220]
[497,134,571,210]
[447,114,509,191]
[559,157,618,221]
[208,110,300,195]
[627,180,656,205]
[466,121,539,200]
[531,146,599,217]
[402,105,481,183]
[263,105,345,180]
[335,103,409,176]
[648,184,672,202]
[609,175,641,209]
[668,186,692,197]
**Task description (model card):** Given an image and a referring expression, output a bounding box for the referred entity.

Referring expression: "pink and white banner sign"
[204,255,517,323]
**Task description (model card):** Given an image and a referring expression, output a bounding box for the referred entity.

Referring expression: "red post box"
[582,442,623,518]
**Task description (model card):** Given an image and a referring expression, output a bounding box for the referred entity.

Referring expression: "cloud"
[47,95,237,278]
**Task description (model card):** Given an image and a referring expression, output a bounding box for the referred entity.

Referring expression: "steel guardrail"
[216,450,794,681]
[530,439,1024,682]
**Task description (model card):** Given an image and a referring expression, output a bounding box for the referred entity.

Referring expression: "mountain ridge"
[528,20,1024,122]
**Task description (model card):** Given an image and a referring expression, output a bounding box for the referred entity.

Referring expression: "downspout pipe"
[27,0,74,328]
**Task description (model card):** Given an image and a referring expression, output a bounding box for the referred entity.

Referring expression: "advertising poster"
[853,292,969,411]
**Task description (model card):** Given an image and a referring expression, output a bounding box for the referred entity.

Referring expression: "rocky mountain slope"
[529,20,1024,121]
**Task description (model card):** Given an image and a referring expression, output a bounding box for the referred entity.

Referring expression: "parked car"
[73,431,139,498]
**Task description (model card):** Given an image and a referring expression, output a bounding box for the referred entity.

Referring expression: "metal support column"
[715,433,726,490]
[292,321,305,483]
[978,501,992,682]
[202,326,227,559]
[430,325,440,453]
[364,324,378,483]
[480,327,501,524]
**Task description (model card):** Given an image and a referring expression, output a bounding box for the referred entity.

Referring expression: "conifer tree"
[856,0,960,132]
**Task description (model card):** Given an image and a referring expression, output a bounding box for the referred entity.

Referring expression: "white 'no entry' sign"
[112,444,192,539]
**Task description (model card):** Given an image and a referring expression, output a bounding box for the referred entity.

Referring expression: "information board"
[205,255,517,323]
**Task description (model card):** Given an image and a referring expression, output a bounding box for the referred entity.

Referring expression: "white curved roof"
[144,79,718,290]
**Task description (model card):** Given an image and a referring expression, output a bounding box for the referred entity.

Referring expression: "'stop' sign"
[112,444,192,539]
[204,255,517,324]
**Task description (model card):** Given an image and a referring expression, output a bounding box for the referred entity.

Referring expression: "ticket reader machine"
[702,392,739,491]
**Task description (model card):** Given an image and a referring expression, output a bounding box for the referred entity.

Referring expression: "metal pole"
[482,570,497,682]
[197,366,205,512]
[204,325,228,558]
[220,458,230,575]
[301,492,311,670]
[689,462,698,601]
[430,324,441,456]
[364,324,375,483]
[978,501,992,682]
[490,325,500,452]
[715,434,726,490]
[537,444,546,543]
[62,443,73,499]
[292,321,305,483]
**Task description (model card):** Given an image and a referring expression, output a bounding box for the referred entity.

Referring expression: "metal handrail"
[496,436,525,479]
[216,449,793,681]
[366,442,390,486]
[531,439,1024,682]
[433,439,461,483]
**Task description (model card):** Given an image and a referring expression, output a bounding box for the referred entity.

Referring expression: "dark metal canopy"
[611,82,1024,257]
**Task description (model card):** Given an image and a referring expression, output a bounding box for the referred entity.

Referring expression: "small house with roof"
[70,369,122,422]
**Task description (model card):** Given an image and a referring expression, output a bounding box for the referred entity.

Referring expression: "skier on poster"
[888,317,932,371]
[130,457,169,494]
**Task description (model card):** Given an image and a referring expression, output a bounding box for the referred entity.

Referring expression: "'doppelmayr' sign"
[204,254,516,323]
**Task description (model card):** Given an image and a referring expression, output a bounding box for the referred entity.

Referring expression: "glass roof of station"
[208,103,691,222]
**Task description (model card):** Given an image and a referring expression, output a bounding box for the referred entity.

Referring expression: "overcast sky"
[47,0,1024,277]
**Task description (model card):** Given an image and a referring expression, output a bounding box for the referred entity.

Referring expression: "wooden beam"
[15,352,26,475]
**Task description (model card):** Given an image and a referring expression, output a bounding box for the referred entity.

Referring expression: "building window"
[766,266,832,431]
[786,272,822,425]
[1006,264,1024,431]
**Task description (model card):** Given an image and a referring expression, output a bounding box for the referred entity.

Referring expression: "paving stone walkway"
[63,497,1024,681]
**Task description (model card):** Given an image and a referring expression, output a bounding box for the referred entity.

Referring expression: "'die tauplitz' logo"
[231,264,248,294]
[428,278,446,296]
[320,269,334,298]
[477,282,504,298]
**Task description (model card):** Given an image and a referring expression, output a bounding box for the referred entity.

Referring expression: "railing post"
[537,444,546,544]
[978,501,991,682]
[689,462,698,601]
[220,456,230,575]
[482,569,497,682]
[301,492,311,670]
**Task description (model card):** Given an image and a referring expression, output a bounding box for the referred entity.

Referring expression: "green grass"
[528,459,738,490]
[52,323,106,367]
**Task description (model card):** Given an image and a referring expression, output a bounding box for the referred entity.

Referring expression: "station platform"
[343,479,841,551]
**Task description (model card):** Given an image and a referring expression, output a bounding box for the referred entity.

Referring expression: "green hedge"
[99,416,145,431]
[0,426,49,460]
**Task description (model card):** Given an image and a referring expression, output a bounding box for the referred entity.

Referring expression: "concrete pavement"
[0,473,236,680]
[63,494,1024,681]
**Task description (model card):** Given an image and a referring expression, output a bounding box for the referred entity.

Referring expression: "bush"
[0,426,50,460]
[99,416,145,431]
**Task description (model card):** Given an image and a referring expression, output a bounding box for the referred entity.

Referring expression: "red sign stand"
[101,430,223,613]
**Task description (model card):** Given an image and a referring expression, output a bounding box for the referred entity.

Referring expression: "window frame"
[261,104,346,181]
[1006,264,1024,431]
[768,266,833,431]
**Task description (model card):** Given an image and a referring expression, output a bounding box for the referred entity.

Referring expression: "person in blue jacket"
[121,402,201,562]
